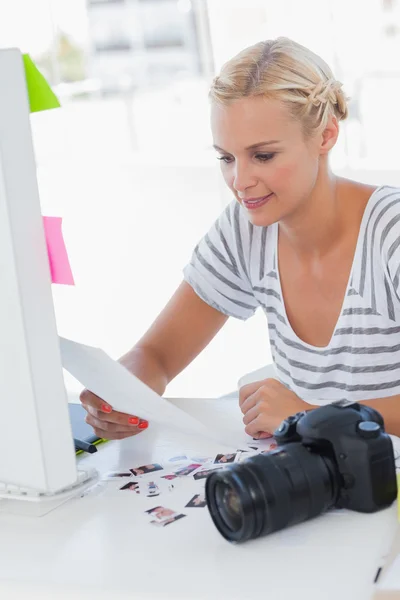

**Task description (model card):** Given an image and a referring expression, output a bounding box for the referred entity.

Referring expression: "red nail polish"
[101,403,112,413]
[129,417,139,425]
[138,421,148,429]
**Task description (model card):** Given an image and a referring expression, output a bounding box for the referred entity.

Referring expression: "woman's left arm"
[239,378,318,438]
[239,379,400,437]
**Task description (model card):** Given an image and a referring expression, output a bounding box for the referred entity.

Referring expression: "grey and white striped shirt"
[183,185,400,405]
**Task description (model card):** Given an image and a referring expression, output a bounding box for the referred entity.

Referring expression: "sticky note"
[42,216,75,285]
[22,54,60,113]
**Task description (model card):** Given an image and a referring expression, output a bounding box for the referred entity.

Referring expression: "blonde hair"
[210,37,349,138]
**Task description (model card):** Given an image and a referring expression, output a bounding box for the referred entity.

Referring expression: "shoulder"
[356,185,400,254]
[365,186,400,249]
[365,185,400,225]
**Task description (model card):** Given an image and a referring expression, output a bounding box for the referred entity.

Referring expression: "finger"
[86,414,149,436]
[258,431,273,439]
[85,414,134,434]
[240,387,268,415]
[239,380,265,408]
[251,431,273,440]
[238,377,279,408]
[242,404,263,426]
[244,414,269,437]
[85,405,148,429]
[86,413,149,433]
[80,388,113,414]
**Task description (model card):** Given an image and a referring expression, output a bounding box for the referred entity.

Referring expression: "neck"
[278,168,346,259]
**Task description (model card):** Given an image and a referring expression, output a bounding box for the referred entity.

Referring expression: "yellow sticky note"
[22,54,60,113]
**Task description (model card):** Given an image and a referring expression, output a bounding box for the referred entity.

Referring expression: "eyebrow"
[213,140,281,153]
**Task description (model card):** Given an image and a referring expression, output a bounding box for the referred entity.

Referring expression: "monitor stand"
[0,467,99,517]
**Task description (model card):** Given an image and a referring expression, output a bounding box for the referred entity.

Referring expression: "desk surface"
[0,395,397,600]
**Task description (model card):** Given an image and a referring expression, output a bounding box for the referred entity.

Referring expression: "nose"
[232,161,257,194]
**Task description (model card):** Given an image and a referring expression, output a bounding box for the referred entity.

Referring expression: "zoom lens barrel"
[205,444,338,543]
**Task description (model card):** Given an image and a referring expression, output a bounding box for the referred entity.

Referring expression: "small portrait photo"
[185,493,207,508]
[150,514,186,527]
[161,474,178,481]
[193,466,223,481]
[173,463,202,477]
[120,481,140,493]
[104,471,132,479]
[130,463,164,476]
[213,453,237,464]
[145,506,177,521]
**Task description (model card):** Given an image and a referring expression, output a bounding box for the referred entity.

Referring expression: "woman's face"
[211,96,322,227]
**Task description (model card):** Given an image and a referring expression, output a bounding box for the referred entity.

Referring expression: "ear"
[319,115,339,155]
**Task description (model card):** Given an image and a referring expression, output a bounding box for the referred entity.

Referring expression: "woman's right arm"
[80,280,229,439]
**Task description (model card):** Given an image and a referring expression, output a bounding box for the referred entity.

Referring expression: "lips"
[242,193,274,210]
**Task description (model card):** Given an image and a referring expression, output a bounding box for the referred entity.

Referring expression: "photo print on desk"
[145,505,186,528]
[104,471,133,480]
[193,466,223,481]
[130,463,164,476]
[213,453,239,464]
[185,493,207,508]
[120,481,140,493]
[150,514,186,527]
[173,463,202,477]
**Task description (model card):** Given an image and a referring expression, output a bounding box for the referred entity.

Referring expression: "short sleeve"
[386,230,400,316]
[379,188,400,320]
[183,201,259,320]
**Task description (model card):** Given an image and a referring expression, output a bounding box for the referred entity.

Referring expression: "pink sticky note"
[42,216,75,285]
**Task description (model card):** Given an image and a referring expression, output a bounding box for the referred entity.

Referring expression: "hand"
[79,389,149,440]
[239,378,311,438]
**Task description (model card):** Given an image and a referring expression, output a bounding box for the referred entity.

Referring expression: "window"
[4,0,400,397]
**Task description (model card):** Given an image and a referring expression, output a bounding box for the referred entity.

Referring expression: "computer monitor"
[0,48,96,513]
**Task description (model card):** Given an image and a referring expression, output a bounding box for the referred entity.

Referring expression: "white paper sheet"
[59,337,236,448]
[378,554,400,590]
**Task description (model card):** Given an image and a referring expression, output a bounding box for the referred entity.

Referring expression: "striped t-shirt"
[183,185,400,405]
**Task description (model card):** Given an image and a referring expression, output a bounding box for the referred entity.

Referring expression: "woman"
[81,37,400,439]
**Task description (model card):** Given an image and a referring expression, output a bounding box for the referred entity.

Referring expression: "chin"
[246,211,279,228]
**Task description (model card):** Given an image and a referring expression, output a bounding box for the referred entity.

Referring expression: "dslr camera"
[205,401,397,543]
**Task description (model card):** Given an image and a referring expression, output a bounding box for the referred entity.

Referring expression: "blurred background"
[1,0,400,397]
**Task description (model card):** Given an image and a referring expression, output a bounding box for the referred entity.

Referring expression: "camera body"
[274,400,397,512]
[205,401,397,543]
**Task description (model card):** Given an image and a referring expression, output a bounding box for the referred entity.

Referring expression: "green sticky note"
[22,53,60,113]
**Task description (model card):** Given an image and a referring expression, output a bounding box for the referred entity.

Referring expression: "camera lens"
[214,481,242,533]
[205,444,339,543]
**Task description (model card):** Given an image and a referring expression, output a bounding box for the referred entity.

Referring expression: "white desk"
[0,394,397,600]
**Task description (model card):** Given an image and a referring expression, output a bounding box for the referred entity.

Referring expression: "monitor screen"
[0,48,78,495]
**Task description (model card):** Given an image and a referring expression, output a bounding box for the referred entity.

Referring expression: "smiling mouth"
[242,193,274,209]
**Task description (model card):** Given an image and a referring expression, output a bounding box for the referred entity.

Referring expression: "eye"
[217,155,234,164]
[255,152,275,162]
